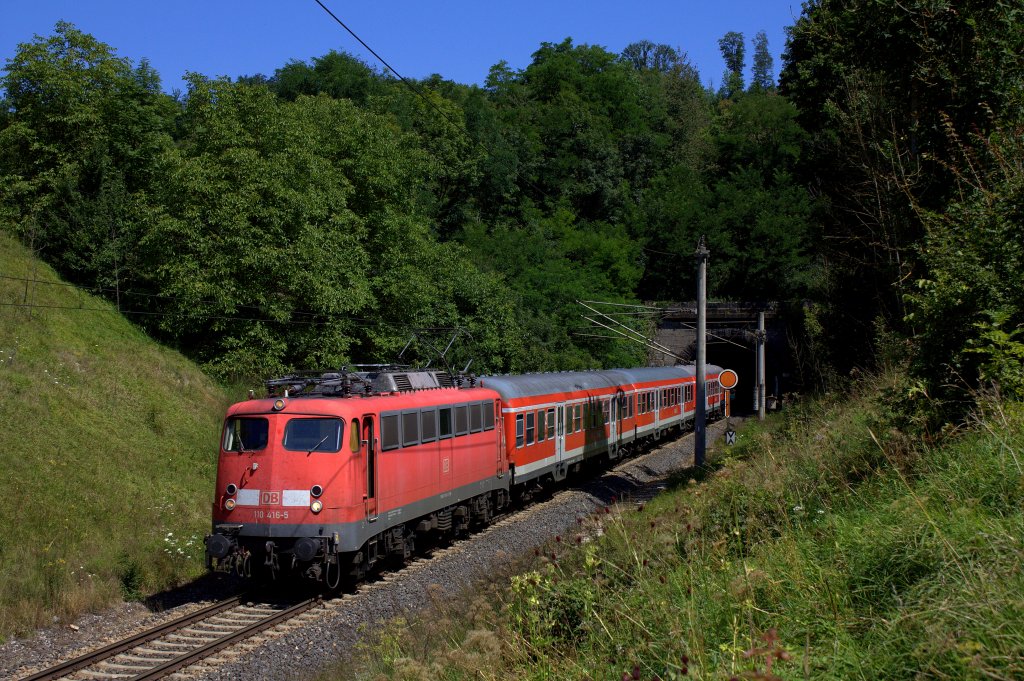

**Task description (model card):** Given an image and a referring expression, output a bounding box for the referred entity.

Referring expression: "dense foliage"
[2,3,1022,424]
[781,0,1024,420]
[1,23,813,380]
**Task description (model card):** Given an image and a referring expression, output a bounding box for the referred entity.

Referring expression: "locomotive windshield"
[283,418,343,453]
[223,417,269,452]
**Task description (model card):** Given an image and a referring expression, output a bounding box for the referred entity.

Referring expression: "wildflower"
[792,505,803,512]
[659,575,666,584]
[534,548,540,557]
[642,559,649,567]
[637,504,645,513]
[555,535,562,543]
[632,664,641,680]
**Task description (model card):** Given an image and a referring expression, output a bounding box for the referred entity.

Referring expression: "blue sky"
[2,1,804,94]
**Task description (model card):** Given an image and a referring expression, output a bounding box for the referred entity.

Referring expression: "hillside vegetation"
[343,378,1024,680]
[0,233,231,638]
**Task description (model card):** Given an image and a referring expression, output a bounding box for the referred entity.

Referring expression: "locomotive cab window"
[350,420,361,453]
[282,418,342,453]
[223,417,269,452]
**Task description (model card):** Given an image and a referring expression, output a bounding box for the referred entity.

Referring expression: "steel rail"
[20,595,245,681]
[131,598,318,680]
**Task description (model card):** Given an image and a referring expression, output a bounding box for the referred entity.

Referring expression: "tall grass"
[338,377,1024,680]
[0,234,233,639]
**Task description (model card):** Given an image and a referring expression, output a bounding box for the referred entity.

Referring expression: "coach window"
[381,413,400,450]
[573,405,581,432]
[283,418,342,453]
[483,402,495,430]
[516,414,524,447]
[546,408,555,439]
[602,400,610,425]
[439,407,453,439]
[526,411,535,445]
[538,410,546,442]
[223,417,269,452]
[402,411,420,447]
[420,408,437,443]
[455,404,469,436]
[470,402,483,433]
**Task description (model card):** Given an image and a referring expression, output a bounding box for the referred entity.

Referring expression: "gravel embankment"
[4,419,733,681]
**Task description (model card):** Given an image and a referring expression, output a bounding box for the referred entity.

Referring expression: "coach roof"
[480,365,718,401]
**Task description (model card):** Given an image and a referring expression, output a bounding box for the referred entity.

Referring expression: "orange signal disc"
[718,369,738,389]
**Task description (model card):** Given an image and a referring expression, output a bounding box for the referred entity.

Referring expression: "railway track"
[20,595,319,681]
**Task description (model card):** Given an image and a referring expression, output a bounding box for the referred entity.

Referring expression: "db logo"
[260,491,281,505]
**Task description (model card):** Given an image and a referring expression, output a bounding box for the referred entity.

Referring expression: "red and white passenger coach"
[205,364,726,587]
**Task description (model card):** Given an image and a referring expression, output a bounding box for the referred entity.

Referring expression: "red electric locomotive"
[205,364,727,586]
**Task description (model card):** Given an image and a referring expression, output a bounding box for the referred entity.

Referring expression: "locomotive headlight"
[310,500,323,514]
[273,399,286,411]
[310,484,323,498]
[226,483,237,495]
[224,498,236,511]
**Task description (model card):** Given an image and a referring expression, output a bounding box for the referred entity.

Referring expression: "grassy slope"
[345,377,1024,680]
[0,233,232,638]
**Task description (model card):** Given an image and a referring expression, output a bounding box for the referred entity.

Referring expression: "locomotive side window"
[455,405,469,436]
[282,418,342,453]
[546,408,556,439]
[538,410,546,442]
[223,417,269,452]
[350,420,361,453]
[402,411,420,447]
[484,402,495,430]
[470,402,483,433]
[381,413,400,451]
[439,408,453,439]
[516,414,524,447]
[526,412,535,445]
[420,408,437,443]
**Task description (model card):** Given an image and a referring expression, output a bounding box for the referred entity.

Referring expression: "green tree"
[0,21,175,290]
[717,31,745,98]
[750,30,774,91]
[781,0,1024,377]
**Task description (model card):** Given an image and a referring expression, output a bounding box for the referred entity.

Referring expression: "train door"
[609,394,618,446]
[555,402,564,464]
[494,401,504,477]
[615,389,625,450]
[361,415,377,522]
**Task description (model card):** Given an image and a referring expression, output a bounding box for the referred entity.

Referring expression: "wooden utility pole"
[694,236,709,467]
